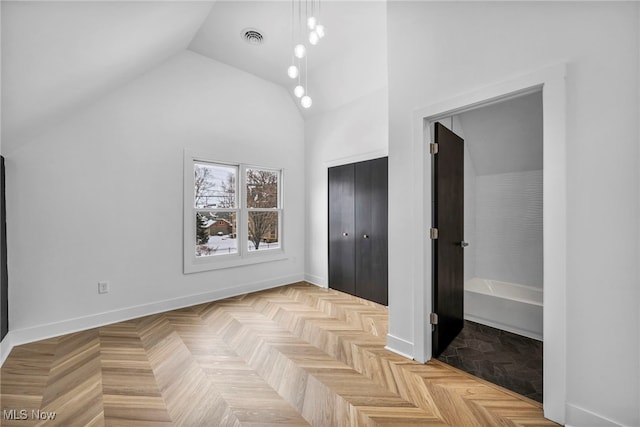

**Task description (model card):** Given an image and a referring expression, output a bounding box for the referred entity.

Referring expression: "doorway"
[410,64,567,423]
[431,91,544,401]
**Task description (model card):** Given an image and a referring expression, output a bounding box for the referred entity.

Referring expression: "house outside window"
[184,151,285,273]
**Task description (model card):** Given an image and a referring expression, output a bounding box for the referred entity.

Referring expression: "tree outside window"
[246,169,280,251]
[190,161,281,258]
[193,163,238,257]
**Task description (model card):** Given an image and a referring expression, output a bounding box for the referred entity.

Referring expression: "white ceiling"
[189,1,387,113]
[1,1,388,153]
[1,1,214,151]
[458,91,543,176]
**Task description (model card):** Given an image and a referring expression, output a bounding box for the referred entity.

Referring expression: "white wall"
[304,88,388,286]
[3,51,305,341]
[475,170,543,288]
[387,2,638,426]
[463,139,476,283]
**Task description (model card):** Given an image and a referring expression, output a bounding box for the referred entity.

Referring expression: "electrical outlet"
[98,281,110,294]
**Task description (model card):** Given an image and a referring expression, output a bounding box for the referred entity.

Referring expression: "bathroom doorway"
[434,90,544,402]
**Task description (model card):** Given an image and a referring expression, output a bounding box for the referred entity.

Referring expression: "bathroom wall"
[475,170,543,288]
[456,91,543,288]
[463,136,477,282]
[436,118,477,282]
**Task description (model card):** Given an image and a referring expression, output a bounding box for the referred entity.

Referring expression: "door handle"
[343,232,348,236]
[363,234,369,239]
[460,241,469,247]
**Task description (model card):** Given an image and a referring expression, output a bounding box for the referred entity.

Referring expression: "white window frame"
[183,150,286,274]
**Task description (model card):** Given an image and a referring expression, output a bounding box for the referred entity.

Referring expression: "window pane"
[195,211,237,257]
[246,168,279,209]
[194,163,236,209]
[248,211,279,252]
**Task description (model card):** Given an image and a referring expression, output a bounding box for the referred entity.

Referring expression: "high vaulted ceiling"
[1,1,388,153]
[191,1,385,88]
[1,1,214,150]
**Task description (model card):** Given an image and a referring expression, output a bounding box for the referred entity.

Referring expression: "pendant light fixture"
[301,95,312,109]
[287,65,299,79]
[294,44,306,59]
[300,55,312,108]
[309,31,319,46]
[287,0,299,80]
[287,0,325,109]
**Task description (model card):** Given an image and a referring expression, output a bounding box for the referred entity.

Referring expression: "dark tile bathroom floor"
[437,320,543,402]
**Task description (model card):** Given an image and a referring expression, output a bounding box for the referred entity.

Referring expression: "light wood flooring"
[0,282,559,426]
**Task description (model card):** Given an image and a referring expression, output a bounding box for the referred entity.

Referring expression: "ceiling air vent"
[241,28,264,45]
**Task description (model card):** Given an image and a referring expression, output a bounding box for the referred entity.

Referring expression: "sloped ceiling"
[189,1,387,113]
[1,1,215,152]
[1,1,388,153]
[459,91,543,176]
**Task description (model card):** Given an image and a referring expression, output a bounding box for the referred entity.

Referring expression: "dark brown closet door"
[355,158,388,306]
[328,163,356,296]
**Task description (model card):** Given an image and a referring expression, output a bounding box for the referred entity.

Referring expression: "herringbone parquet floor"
[0,282,559,426]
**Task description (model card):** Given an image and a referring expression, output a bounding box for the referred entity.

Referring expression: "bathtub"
[464,278,543,341]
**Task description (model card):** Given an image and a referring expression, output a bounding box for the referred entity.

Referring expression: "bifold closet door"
[329,157,388,306]
[328,163,356,296]
[355,157,388,306]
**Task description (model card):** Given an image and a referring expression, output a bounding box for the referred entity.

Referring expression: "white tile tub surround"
[474,170,544,290]
[464,278,543,341]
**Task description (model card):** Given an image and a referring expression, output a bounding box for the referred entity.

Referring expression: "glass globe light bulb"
[307,16,317,30]
[301,95,312,109]
[294,44,306,59]
[315,24,325,38]
[294,85,305,98]
[309,31,319,46]
[287,65,299,79]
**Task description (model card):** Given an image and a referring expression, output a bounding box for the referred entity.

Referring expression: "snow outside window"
[184,152,285,273]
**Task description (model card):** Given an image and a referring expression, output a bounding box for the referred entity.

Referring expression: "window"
[194,162,238,257]
[246,168,281,252]
[184,151,284,273]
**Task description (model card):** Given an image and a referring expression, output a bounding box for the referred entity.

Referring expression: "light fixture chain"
[286,0,320,108]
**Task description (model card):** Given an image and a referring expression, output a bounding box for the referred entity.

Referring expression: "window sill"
[184,250,287,274]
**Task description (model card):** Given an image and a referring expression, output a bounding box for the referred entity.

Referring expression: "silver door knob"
[343,232,348,236]
[363,234,369,239]
[460,241,469,247]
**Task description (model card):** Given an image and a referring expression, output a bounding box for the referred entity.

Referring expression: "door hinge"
[429,143,439,155]
[430,228,438,240]
[430,313,438,325]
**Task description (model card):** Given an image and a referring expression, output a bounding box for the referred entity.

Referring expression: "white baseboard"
[0,332,14,367]
[304,273,327,288]
[385,333,414,360]
[0,274,304,367]
[565,403,627,427]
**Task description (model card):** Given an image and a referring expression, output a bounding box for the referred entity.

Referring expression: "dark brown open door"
[432,122,464,357]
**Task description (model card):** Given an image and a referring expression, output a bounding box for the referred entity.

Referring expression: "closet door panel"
[354,160,373,300]
[355,158,388,306]
[328,164,356,295]
[370,157,388,305]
